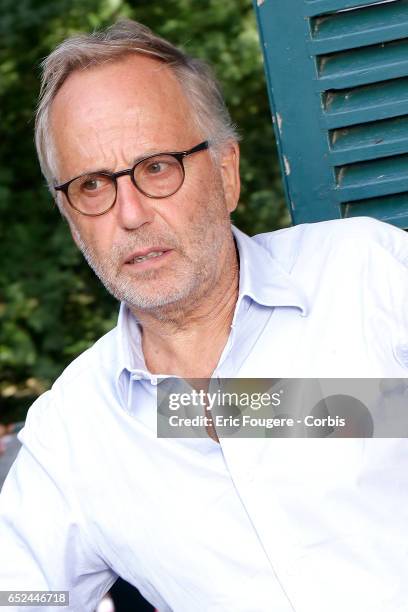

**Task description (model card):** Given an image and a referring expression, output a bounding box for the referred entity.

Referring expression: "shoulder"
[253,217,408,272]
[53,325,119,388]
[20,324,120,439]
[253,217,408,339]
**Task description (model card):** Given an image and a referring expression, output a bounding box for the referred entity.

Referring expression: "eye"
[78,174,111,194]
[135,155,182,193]
[145,161,169,175]
[83,178,100,191]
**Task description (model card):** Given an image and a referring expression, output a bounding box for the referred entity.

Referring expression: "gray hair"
[34,19,239,196]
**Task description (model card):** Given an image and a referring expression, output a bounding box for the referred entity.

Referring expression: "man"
[0,18,407,612]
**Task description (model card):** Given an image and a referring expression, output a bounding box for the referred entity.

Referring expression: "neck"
[130,235,239,378]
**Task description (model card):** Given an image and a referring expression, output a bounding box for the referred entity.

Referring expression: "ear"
[219,141,240,214]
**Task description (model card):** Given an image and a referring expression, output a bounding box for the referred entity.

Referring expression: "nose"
[115,174,154,230]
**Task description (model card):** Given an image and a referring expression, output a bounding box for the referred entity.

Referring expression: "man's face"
[50,55,239,312]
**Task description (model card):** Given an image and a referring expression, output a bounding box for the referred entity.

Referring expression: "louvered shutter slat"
[318,40,408,90]
[337,153,408,198]
[310,0,408,54]
[343,191,408,223]
[330,115,408,163]
[324,78,408,128]
[303,0,396,18]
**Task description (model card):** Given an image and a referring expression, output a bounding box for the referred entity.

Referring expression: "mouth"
[124,248,173,267]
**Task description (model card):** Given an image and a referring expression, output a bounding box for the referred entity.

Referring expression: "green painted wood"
[324,78,408,128]
[310,0,408,54]
[317,39,408,90]
[253,0,341,224]
[254,0,408,228]
[303,0,397,18]
[329,115,408,164]
[342,192,408,227]
[337,153,408,199]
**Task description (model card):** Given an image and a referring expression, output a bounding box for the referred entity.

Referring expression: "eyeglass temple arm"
[184,141,209,157]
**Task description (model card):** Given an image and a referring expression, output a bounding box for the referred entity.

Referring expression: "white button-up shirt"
[1,217,408,612]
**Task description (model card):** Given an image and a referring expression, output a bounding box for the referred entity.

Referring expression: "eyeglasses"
[54,140,210,217]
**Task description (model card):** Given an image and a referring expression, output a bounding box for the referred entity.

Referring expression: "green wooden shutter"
[254,0,408,228]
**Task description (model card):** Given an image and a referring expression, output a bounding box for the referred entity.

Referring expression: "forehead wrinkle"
[61,127,141,178]
[70,145,182,179]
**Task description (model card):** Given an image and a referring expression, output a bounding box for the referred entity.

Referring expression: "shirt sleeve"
[0,391,117,612]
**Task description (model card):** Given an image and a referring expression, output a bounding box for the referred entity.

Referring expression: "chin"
[105,279,195,311]
[93,261,205,313]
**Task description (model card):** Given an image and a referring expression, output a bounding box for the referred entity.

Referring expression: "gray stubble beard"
[67,186,232,315]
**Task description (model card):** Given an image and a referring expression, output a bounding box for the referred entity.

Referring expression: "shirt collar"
[114,225,308,388]
[231,225,308,315]
[115,302,146,378]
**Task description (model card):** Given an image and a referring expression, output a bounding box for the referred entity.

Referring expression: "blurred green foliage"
[0,0,288,422]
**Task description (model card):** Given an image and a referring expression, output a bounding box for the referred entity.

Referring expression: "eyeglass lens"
[68,154,185,215]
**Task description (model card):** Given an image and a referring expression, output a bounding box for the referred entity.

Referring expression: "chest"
[74,430,291,610]
[72,414,408,611]
[221,299,405,378]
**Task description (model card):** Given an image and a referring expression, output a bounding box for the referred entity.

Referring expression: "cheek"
[156,193,199,232]
[69,215,114,255]
[187,210,196,224]
[184,202,210,230]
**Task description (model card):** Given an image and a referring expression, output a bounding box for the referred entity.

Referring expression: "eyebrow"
[78,148,177,177]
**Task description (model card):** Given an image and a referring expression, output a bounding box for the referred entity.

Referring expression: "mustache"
[70,222,184,268]
[110,230,181,259]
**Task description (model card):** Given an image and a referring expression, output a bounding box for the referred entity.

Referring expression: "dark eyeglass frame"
[54,140,210,217]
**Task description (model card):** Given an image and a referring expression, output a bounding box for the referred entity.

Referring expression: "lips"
[124,248,171,265]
